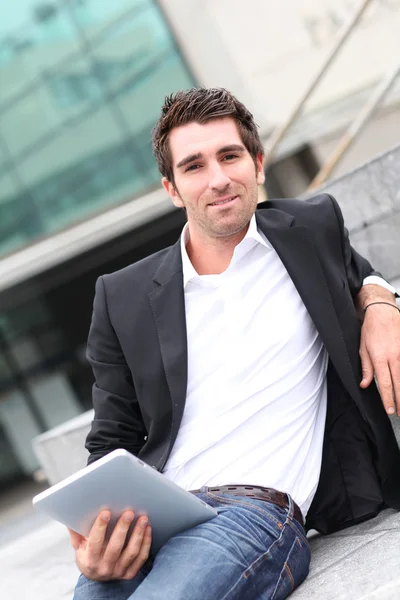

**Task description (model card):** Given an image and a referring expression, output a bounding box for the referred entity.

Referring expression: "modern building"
[0,0,399,488]
[0,0,195,486]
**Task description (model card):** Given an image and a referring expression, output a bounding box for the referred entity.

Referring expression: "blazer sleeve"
[328,193,387,298]
[85,276,147,464]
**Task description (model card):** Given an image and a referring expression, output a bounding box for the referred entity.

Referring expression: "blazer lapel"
[256,208,360,400]
[148,241,188,443]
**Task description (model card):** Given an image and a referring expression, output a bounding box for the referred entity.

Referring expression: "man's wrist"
[363,301,400,314]
[356,284,397,311]
[354,284,398,321]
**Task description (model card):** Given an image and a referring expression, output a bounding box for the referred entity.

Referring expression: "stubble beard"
[199,186,259,239]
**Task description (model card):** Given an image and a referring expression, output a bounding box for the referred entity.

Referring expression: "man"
[71,88,400,600]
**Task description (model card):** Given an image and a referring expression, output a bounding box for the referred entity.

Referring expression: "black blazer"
[85,193,400,534]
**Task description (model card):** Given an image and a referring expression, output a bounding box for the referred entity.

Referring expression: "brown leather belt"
[190,484,304,527]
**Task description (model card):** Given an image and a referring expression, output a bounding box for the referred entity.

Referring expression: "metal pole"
[308,63,400,190]
[263,0,374,166]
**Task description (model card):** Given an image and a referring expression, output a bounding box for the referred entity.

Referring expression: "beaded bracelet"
[363,301,400,313]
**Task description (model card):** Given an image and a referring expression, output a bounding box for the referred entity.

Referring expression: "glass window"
[0,353,13,386]
[88,3,193,185]
[0,4,81,104]
[68,0,150,43]
[0,136,7,163]
[0,0,195,257]
[0,296,70,378]
[18,103,143,234]
[0,173,28,256]
[0,191,44,256]
[1,84,63,159]
[9,336,41,371]
[0,171,20,204]
[1,299,52,342]
[45,55,105,112]
[36,329,66,362]
[0,389,41,474]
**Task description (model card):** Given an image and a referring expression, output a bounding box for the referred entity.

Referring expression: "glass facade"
[0,0,194,485]
[0,0,194,258]
[0,294,84,482]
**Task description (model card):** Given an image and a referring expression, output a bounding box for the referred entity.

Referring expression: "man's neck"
[186,227,249,275]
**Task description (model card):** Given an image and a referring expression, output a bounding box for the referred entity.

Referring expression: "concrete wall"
[160,0,400,124]
[314,144,400,288]
[313,106,400,181]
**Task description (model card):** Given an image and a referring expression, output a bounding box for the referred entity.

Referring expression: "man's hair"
[152,87,264,184]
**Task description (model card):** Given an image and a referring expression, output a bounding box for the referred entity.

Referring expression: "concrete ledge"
[33,410,93,485]
[293,509,400,599]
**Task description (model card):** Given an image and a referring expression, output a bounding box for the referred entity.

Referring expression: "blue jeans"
[73,492,311,600]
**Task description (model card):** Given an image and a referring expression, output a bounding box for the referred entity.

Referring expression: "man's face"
[162,118,265,241]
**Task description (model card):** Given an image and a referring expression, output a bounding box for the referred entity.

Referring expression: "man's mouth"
[209,195,238,207]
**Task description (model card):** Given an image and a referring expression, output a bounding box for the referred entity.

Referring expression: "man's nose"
[208,163,231,191]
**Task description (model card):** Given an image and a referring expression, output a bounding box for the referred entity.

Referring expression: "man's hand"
[69,510,152,582]
[357,285,400,416]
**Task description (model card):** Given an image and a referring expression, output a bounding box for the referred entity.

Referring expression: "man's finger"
[86,510,111,561]
[116,516,149,575]
[374,363,396,415]
[68,528,86,551]
[388,361,400,417]
[359,345,374,388]
[102,511,135,568]
[123,525,152,581]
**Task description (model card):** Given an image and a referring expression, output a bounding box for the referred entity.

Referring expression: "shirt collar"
[240,212,271,252]
[180,224,199,288]
[180,214,272,288]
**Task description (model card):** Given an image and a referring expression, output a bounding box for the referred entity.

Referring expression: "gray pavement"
[0,518,80,600]
[0,480,79,599]
[0,479,49,548]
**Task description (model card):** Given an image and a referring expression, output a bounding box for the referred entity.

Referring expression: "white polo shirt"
[163,215,329,518]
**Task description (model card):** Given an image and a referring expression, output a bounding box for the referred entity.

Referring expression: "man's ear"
[256,153,265,186]
[162,177,184,208]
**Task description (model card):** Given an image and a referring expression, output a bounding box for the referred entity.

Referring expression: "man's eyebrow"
[176,153,203,170]
[217,144,246,155]
[176,145,246,170]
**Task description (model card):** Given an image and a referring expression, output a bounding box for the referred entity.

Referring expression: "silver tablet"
[32,449,217,552]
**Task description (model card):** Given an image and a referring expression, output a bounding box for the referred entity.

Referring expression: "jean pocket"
[272,535,311,600]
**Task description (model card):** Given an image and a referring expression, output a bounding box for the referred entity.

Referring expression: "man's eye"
[222,154,237,161]
[185,164,201,172]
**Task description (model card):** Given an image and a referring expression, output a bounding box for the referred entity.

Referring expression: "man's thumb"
[68,528,84,550]
[360,351,374,388]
